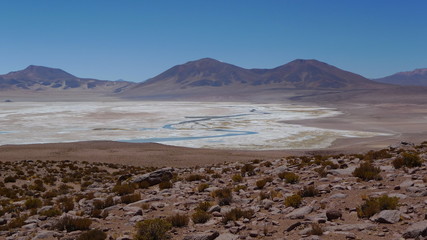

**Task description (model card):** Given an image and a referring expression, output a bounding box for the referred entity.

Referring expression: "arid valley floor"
[0,100,427,240]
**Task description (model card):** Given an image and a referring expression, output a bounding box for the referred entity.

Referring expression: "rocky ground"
[0,142,427,240]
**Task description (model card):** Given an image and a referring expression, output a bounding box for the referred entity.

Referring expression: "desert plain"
[0,100,426,166]
[0,97,426,240]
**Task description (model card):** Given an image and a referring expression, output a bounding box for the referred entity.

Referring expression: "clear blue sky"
[1,0,426,82]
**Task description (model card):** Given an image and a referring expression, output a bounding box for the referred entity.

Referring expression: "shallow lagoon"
[0,101,385,149]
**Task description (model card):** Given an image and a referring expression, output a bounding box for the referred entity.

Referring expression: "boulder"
[208,205,221,213]
[370,210,400,224]
[326,209,342,221]
[325,223,376,232]
[215,233,239,240]
[116,236,132,240]
[402,220,427,239]
[129,215,144,223]
[130,168,174,186]
[261,199,274,210]
[328,193,347,199]
[400,180,414,189]
[22,223,37,230]
[183,231,219,240]
[286,221,302,232]
[328,166,356,176]
[31,231,60,240]
[388,193,408,199]
[285,206,313,219]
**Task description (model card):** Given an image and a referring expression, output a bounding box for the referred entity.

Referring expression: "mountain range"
[0,65,134,94]
[0,59,426,102]
[121,58,388,100]
[374,68,427,86]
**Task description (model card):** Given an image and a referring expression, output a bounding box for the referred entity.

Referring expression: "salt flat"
[0,101,386,150]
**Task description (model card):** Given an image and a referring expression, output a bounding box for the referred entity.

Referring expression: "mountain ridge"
[374,68,427,86]
[0,65,135,93]
[121,58,388,100]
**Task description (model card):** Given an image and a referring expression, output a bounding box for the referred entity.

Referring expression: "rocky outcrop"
[128,167,174,186]
[326,209,342,221]
[370,210,401,224]
[402,220,427,239]
[183,231,219,240]
[285,206,313,219]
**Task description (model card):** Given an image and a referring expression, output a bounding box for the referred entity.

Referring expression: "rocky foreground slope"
[0,142,427,240]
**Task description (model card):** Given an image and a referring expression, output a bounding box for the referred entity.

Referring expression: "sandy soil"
[287,102,427,152]
[0,141,300,167]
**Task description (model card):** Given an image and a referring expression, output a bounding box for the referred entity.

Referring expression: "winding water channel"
[125,113,259,143]
[0,101,386,149]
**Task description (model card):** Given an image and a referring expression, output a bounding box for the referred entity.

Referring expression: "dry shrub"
[137,181,150,189]
[167,213,189,227]
[57,197,74,213]
[259,191,270,200]
[42,189,59,199]
[197,183,209,192]
[121,193,141,204]
[0,214,28,231]
[134,218,171,240]
[278,172,300,184]
[93,196,115,210]
[25,197,43,209]
[195,201,212,212]
[357,195,399,218]
[298,186,319,197]
[77,229,107,240]
[262,161,273,167]
[221,208,254,224]
[256,179,268,189]
[284,194,302,208]
[29,179,46,192]
[191,210,211,224]
[352,162,382,181]
[54,215,92,232]
[321,160,339,169]
[310,223,323,236]
[232,174,243,183]
[112,183,135,196]
[212,188,232,206]
[233,185,247,192]
[364,149,392,161]
[185,174,208,182]
[393,152,422,169]
[40,208,61,217]
[211,173,222,179]
[158,181,173,190]
[314,167,328,178]
[4,176,16,183]
[240,163,256,176]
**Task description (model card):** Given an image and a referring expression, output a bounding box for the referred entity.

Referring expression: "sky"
[0,0,426,82]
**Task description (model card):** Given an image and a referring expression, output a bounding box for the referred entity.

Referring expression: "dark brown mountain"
[122,58,387,100]
[251,59,378,89]
[140,58,258,88]
[374,68,427,86]
[0,65,135,93]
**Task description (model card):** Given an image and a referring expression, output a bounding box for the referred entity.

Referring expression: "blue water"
[139,128,157,131]
[123,129,257,143]
[122,111,261,144]
[163,113,251,130]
